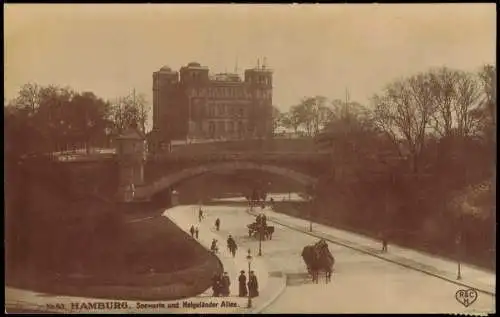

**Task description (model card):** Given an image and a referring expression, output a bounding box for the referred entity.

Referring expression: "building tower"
[179,62,210,140]
[151,66,179,152]
[244,58,274,138]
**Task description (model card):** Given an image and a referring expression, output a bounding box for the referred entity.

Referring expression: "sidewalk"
[164,205,286,313]
[247,206,496,296]
[5,205,286,314]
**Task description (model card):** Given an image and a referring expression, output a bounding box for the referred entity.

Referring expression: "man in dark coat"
[215,218,221,231]
[194,227,199,239]
[198,208,204,222]
[190,225,195,237]
[248,271,259,298]
[211,273,221,297]
[227,235,237,257]
[238,270,248,297]
[221,272,230,296]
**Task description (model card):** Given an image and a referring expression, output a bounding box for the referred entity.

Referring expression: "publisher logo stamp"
[455,289,478,307]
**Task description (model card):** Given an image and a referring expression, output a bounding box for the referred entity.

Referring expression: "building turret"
[244,59,274,138]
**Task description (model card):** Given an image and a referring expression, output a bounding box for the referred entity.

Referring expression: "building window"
[209,121,216,138]
[209,105,215,117]
[227,121,234,133]
[218,104,225,116]
[238,107,244,117]
[237,121,244,138]
[217,121,225,134]
[228,105,234,116]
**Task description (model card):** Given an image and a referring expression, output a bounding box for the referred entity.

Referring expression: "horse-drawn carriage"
[247,222,274,240]
[301,239,335,283]
[247,213,274,240]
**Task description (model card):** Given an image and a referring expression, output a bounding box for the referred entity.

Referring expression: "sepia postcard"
[4,3,496,314]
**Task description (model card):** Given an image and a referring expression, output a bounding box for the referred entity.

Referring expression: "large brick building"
[150,61,273,151]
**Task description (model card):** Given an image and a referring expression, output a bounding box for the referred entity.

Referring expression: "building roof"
[211,73,242,82]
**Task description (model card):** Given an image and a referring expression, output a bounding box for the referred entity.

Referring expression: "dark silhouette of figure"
[195,227,199,239]
[238,270,248,297]
[198,208,204,222]
[210,239,218,254]
[212,273,221,297]
[215,218,220,231]
[227,235,237,257]
[221,272,230,296]
[190,225,195,237]
[382,236,388,253]
[248,271,259,298]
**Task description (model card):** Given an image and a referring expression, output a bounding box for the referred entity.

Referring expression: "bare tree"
[111,90,150,135]
[271,105,282,136]
[284,105,304,135]
[428,68,482,138]
[13,83,41,115]
[288,96,331,137]
[372,72,436,173]
[476,65,496,144]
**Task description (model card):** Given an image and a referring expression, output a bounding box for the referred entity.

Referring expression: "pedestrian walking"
[381,232,388,253]
[195,227,199,239]
[210,239,218,254]
[215,218,221,231]
[198,208,204,222]
[190,225,195,238]
[248,271,259,298]
[238,270,248,297]
[227,235,237,257]
[221,272,231,296]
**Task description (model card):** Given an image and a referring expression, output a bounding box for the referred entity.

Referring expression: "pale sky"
[4,4,496,113]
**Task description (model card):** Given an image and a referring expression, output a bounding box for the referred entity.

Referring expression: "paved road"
[199,204,495,314]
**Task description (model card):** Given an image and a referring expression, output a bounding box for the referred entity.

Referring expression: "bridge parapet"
[147,151,330,163]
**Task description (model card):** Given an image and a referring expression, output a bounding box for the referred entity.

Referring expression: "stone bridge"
[134,152,327,200]
[134,151,329,201]
[49,133,331,203]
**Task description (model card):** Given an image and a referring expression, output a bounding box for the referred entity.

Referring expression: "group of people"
[255,213,267,227]
[212,270,259,298]
[211,272,231,297]
[239,270,259,298]
[189,225,199,239]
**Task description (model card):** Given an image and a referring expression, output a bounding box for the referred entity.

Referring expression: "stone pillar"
[115,127,146,202]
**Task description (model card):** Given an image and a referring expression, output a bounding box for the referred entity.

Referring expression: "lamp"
[246,249,253,308]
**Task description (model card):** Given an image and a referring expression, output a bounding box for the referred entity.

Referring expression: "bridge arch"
[136,161,318,199]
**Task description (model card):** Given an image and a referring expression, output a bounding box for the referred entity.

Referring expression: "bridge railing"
[147,151,330,162]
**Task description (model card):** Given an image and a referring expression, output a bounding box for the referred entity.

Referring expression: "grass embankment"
[5,158,222,301]
[272,199,495,271]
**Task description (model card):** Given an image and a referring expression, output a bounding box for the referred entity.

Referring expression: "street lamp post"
[309,194,313,232]
[456,220,462,280]
[456,233,462,280]
[246,249,253,308]
[258,224,263,256]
